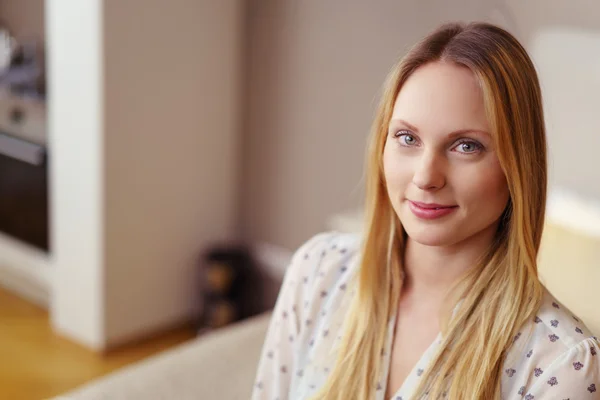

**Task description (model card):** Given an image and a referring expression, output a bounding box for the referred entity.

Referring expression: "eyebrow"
[389,118,490,138]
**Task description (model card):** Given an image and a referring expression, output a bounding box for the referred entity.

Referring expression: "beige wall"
[242,0,600,251]
[102,0,243,346]
[503,0,600,201]
[0,0,45,64]
[0,0,45,43]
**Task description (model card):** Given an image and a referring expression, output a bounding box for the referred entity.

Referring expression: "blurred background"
[0,1,598,399]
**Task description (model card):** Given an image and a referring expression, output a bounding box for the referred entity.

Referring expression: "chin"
[400,215,459,247]
[404,229,456,247]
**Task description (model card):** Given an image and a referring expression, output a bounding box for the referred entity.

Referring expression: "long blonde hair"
[310,21,547,400]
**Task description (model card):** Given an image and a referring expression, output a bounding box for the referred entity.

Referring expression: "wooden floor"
[0,286,196,400]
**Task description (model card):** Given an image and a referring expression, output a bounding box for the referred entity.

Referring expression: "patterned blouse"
[251,231,600,399]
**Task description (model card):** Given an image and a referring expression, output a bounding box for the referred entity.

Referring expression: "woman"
[252,21,600,399]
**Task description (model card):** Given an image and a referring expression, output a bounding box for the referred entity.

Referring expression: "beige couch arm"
[53,312,271,400]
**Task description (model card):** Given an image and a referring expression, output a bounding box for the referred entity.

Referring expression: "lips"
[409,201,456,209]
[408,200,458,220]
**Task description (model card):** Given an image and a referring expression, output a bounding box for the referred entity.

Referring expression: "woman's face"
[383,61,510,248]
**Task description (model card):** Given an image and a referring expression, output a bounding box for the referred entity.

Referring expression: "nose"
[412,149,446,191]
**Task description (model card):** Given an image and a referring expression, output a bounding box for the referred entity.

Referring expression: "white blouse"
[251,231,600,399]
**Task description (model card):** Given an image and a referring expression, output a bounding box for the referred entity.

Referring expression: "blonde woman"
[251,21,600,399]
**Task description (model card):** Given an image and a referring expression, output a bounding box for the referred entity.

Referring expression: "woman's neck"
[401,224,497,300]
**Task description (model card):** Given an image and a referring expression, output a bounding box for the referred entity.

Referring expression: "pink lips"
[408,200,458,220]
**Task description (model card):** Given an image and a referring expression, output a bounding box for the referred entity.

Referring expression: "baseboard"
[0,232,51,308]
[0,266,50,308]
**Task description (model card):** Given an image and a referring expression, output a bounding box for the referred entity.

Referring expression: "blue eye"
[395,131,418,146]
[453,139,482,154]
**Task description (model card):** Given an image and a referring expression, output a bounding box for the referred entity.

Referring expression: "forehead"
[391,62,489,133]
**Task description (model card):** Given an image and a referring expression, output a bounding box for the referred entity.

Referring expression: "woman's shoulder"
[509,288,598,359]
[253,232,363,399]
[281,231,362,322]
[533,288,598,347]
[287,230,363,280]
[502,289,599,397]
[291,230,362,259]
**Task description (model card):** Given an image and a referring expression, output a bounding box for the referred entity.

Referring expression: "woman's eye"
[395,131,418,146]
[453,140,482,154]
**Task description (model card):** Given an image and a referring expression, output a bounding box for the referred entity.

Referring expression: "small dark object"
[197,245,261,334]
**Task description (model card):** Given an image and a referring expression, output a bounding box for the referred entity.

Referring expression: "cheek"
[460,161,509,213]
[382,144,409,193]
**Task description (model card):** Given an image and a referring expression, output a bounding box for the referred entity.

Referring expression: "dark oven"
[0,95,48,252]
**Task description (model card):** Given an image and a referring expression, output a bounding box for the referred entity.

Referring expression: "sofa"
[53,312,272,400]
